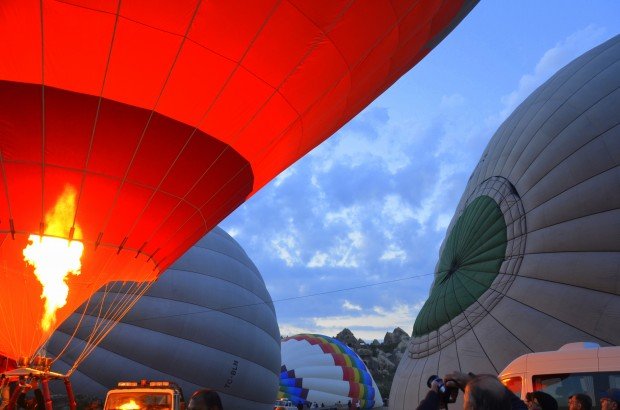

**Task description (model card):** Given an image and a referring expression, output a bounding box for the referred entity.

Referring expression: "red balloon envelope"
[0,0,476,361]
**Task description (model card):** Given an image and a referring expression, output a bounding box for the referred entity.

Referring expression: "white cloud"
[279,323,315,339]
[311,130,412,175]
[273,167,296,187]
[380,244,407,262]
[410,163,458,231]
[434,213,452,232]
[270,231,302,267]
[348,231,364,248]
[440,93,465,108]
[307,251,328,268]
[330,231,364,268]
[310,174,321,189]
[498,25,608,121]
[309,302,423,341]
[325,205,362,229]
[309,174,328,217]
[308,110,427,176]
[305,198,367,267]
[342,300,362,311]
[278,302,424,341]
[225,227,240,238]
[305,231,365,269]
[381,195,415,224]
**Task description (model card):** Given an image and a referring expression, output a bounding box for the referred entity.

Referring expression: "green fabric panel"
[413,196,507,337]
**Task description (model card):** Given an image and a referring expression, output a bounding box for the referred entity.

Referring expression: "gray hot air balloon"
[47,227,281,410]
[390,34,620,409]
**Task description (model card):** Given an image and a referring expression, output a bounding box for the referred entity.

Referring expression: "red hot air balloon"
[0,0,477,363]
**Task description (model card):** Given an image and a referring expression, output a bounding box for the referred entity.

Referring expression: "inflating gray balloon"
[390,34,620,409]
[48,227,281,410]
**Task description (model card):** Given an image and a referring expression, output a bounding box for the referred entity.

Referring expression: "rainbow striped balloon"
[279,334,384,408]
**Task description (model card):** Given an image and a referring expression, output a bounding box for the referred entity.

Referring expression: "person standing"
[568,393,592,410]
[525,391,557,410]
[600,389,620,410]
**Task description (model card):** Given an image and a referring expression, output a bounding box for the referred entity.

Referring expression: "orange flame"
[23,186,84,332]
[118,400,140,410]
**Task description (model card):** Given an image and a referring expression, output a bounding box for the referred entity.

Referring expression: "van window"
[501,376,522,397]
[532,372,620,410]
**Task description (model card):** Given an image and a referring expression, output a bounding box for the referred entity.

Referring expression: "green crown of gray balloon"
[410,176,526,352]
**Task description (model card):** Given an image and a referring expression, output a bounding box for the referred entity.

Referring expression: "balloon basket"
[0,359,76,410]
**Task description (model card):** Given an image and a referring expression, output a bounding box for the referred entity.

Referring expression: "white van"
[499,342,620,409]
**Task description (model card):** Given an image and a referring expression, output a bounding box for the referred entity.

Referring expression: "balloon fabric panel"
[0,0,475,362]
[48,228,281,410]
[391,35,620,410]
[0,80,252,360]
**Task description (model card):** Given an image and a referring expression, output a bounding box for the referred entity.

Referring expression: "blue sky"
[221,1,620,342]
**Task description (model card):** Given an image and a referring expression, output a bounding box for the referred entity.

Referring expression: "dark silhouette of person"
[568,393,592,410]
[187,389,223,410]
[525,391,558,410]
[416,371,527,410]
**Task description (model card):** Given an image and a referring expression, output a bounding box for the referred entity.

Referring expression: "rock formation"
[335,328,410,400]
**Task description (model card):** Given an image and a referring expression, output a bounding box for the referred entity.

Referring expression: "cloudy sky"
[220,1,620,342]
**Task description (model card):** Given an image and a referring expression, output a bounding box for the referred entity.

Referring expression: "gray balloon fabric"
[47,227,281,410]
[390,34,620,409]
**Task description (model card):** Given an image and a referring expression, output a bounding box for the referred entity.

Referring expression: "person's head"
[463,374,511,410]
[188,389,223,410]
[525,391,558,410]
[600,389,620,410]
[568,393,592,410]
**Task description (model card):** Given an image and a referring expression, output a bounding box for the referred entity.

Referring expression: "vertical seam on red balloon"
[0,248,19,361]
[146,163,251,269]
[222,0,355,158]
[40,0,46,230]
[152,166,252,270]
[52,0,125,372]
[0,153,14,231]
[129,0,285,249]
[72,0,123,235]
[109,0,281,258]
[96,0,204,250]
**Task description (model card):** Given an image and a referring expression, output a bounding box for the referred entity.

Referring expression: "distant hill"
[335,328,410,400]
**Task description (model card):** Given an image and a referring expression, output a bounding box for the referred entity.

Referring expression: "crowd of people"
[415,371,620,410]
[2,374,618,410]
